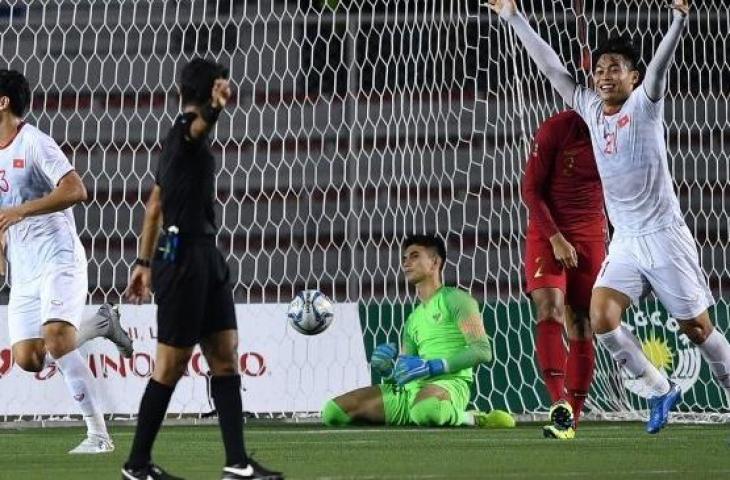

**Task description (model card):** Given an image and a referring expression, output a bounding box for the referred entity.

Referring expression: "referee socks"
[211,374,248,467]
[127,379,174,469]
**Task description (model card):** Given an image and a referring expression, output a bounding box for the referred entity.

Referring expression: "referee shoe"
[221,458,284,480]
[121,462,184,480]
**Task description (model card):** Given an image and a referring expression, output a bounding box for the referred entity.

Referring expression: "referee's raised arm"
[187,78,232,140]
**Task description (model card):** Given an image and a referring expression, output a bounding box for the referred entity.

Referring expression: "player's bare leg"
[324,385,386,425]
[678,310,730,394]
[42,319,113,453]
[592,287,679,433]
[201,329,283,480]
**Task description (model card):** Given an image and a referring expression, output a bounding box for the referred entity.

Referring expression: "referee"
[122,58,283,480]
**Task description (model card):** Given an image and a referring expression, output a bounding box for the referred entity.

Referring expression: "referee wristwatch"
[134,257,151,268]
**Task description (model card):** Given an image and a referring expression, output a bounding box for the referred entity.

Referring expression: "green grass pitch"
[0,423,727,479]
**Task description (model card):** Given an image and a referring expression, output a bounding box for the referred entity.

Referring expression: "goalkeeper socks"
[697,328,730,391]
[535,319,567,402]
[211,374,247,466]
[322,399,352,426]
[127,379,174,468]
[55,349,108,437]
[410,398,460,427]
[596,326,670,396]
[565,339,595,426]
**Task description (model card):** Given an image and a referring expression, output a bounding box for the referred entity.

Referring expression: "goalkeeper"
[322,234,515,428]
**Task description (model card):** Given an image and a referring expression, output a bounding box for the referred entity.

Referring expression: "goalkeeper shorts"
[379,377,471,426]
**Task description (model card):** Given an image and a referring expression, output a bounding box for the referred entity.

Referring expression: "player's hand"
[393,356,446,386]
[370,342,398,376]
[669,0,688,16]
[482,0,518,18]
[210,78,232,109]
[0,207,24,232]
[549,232,578,269]
[125,265,152,304]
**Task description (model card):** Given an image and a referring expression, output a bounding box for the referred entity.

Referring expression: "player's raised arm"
[187,78,231,140]
[643,1,689,101]
[484,0,577,106]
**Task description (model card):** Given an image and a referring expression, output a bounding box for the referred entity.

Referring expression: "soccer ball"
[287,290,335,335]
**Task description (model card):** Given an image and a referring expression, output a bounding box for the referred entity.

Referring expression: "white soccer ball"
[287,290,335,335]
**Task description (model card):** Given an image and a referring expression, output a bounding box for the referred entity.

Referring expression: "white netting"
[0,0,727,421]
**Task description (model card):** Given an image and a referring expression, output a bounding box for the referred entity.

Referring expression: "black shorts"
[152,235,237,347]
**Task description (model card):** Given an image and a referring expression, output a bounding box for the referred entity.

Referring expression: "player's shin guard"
[596,326,670,396]
[566,339,595,426]
[127,379,174,469]
[55,349,108,438]
[321,399,352,426]
[409,398,460,427]
[536,319,567,402]
[211,374,247,467]
[697,329,730,392]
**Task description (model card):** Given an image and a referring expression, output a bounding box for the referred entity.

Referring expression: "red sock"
[535,319,567,403]
[566,338,595,428]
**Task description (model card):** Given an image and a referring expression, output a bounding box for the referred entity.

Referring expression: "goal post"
[0,0,727,422]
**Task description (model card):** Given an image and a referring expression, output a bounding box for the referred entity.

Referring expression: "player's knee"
[321,399,352,426]
[535,304,565,323]
[410,399,448,427]
[13,354,43,373]
[679,321,712,345]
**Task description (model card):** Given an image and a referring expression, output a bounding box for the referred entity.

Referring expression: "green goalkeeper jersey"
[403,286,482,383]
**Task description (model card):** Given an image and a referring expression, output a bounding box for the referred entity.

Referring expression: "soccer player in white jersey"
[486,0,730,433]
[0,70,133,452]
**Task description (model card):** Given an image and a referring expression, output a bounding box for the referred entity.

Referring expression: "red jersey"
[522,110,607,242]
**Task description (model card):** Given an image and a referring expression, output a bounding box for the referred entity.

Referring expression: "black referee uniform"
[152,111,236,347]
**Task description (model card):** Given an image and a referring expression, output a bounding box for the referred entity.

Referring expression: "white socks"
[54,350,108,438]
[596,326,670,397]
[697,328,730,391]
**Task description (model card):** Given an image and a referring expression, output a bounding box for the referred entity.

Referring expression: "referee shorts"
[152,235,237,347]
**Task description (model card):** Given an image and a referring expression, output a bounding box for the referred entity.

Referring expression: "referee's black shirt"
[155,112,217,235]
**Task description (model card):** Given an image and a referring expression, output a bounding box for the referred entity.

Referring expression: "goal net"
[0,0,727,422]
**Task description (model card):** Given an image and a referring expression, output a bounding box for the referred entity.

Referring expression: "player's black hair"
[593,35,642,74]
[403,234,447,272]
[179,58,229,106]
[0,70,31,117]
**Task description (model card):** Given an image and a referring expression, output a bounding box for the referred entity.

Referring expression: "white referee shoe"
[68,434,115,454]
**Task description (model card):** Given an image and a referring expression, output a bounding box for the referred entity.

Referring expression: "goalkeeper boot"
[68,433,115,454]
[80,303,134,358]
[221,457,284,480]
[121,462,185,480]
[542,400,575,440]
[646,382,681,434]
[469,409,516,428]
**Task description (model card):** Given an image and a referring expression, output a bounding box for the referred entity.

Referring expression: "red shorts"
[524,232,606,310]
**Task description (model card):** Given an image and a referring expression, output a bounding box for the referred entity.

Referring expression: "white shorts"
[7,262,88,345]
[594,223,714,319]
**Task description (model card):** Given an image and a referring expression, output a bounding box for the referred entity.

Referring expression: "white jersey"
[573,85,684,236]
[0,123,84,284]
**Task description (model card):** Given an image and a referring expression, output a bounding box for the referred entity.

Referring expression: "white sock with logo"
[54,349,108,438]
[596,326,671,397]
[697,328,730,391]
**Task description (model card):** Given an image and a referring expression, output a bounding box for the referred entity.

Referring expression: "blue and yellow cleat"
[543,424,575,439]
[542,400,575,439]
[646,382,681,434]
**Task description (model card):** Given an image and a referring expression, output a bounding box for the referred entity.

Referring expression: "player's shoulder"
[17,123,57,149]
[542,110,586,132]
[440,286,477,306]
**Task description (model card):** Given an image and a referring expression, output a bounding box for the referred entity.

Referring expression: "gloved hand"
[393,355,446,385]
[370,342,398,376]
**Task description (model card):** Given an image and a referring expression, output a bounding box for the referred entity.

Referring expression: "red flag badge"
[12,159,24,168]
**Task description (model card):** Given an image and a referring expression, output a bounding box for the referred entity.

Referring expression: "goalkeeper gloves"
[370,342,398,376]
[393,355,446,386]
